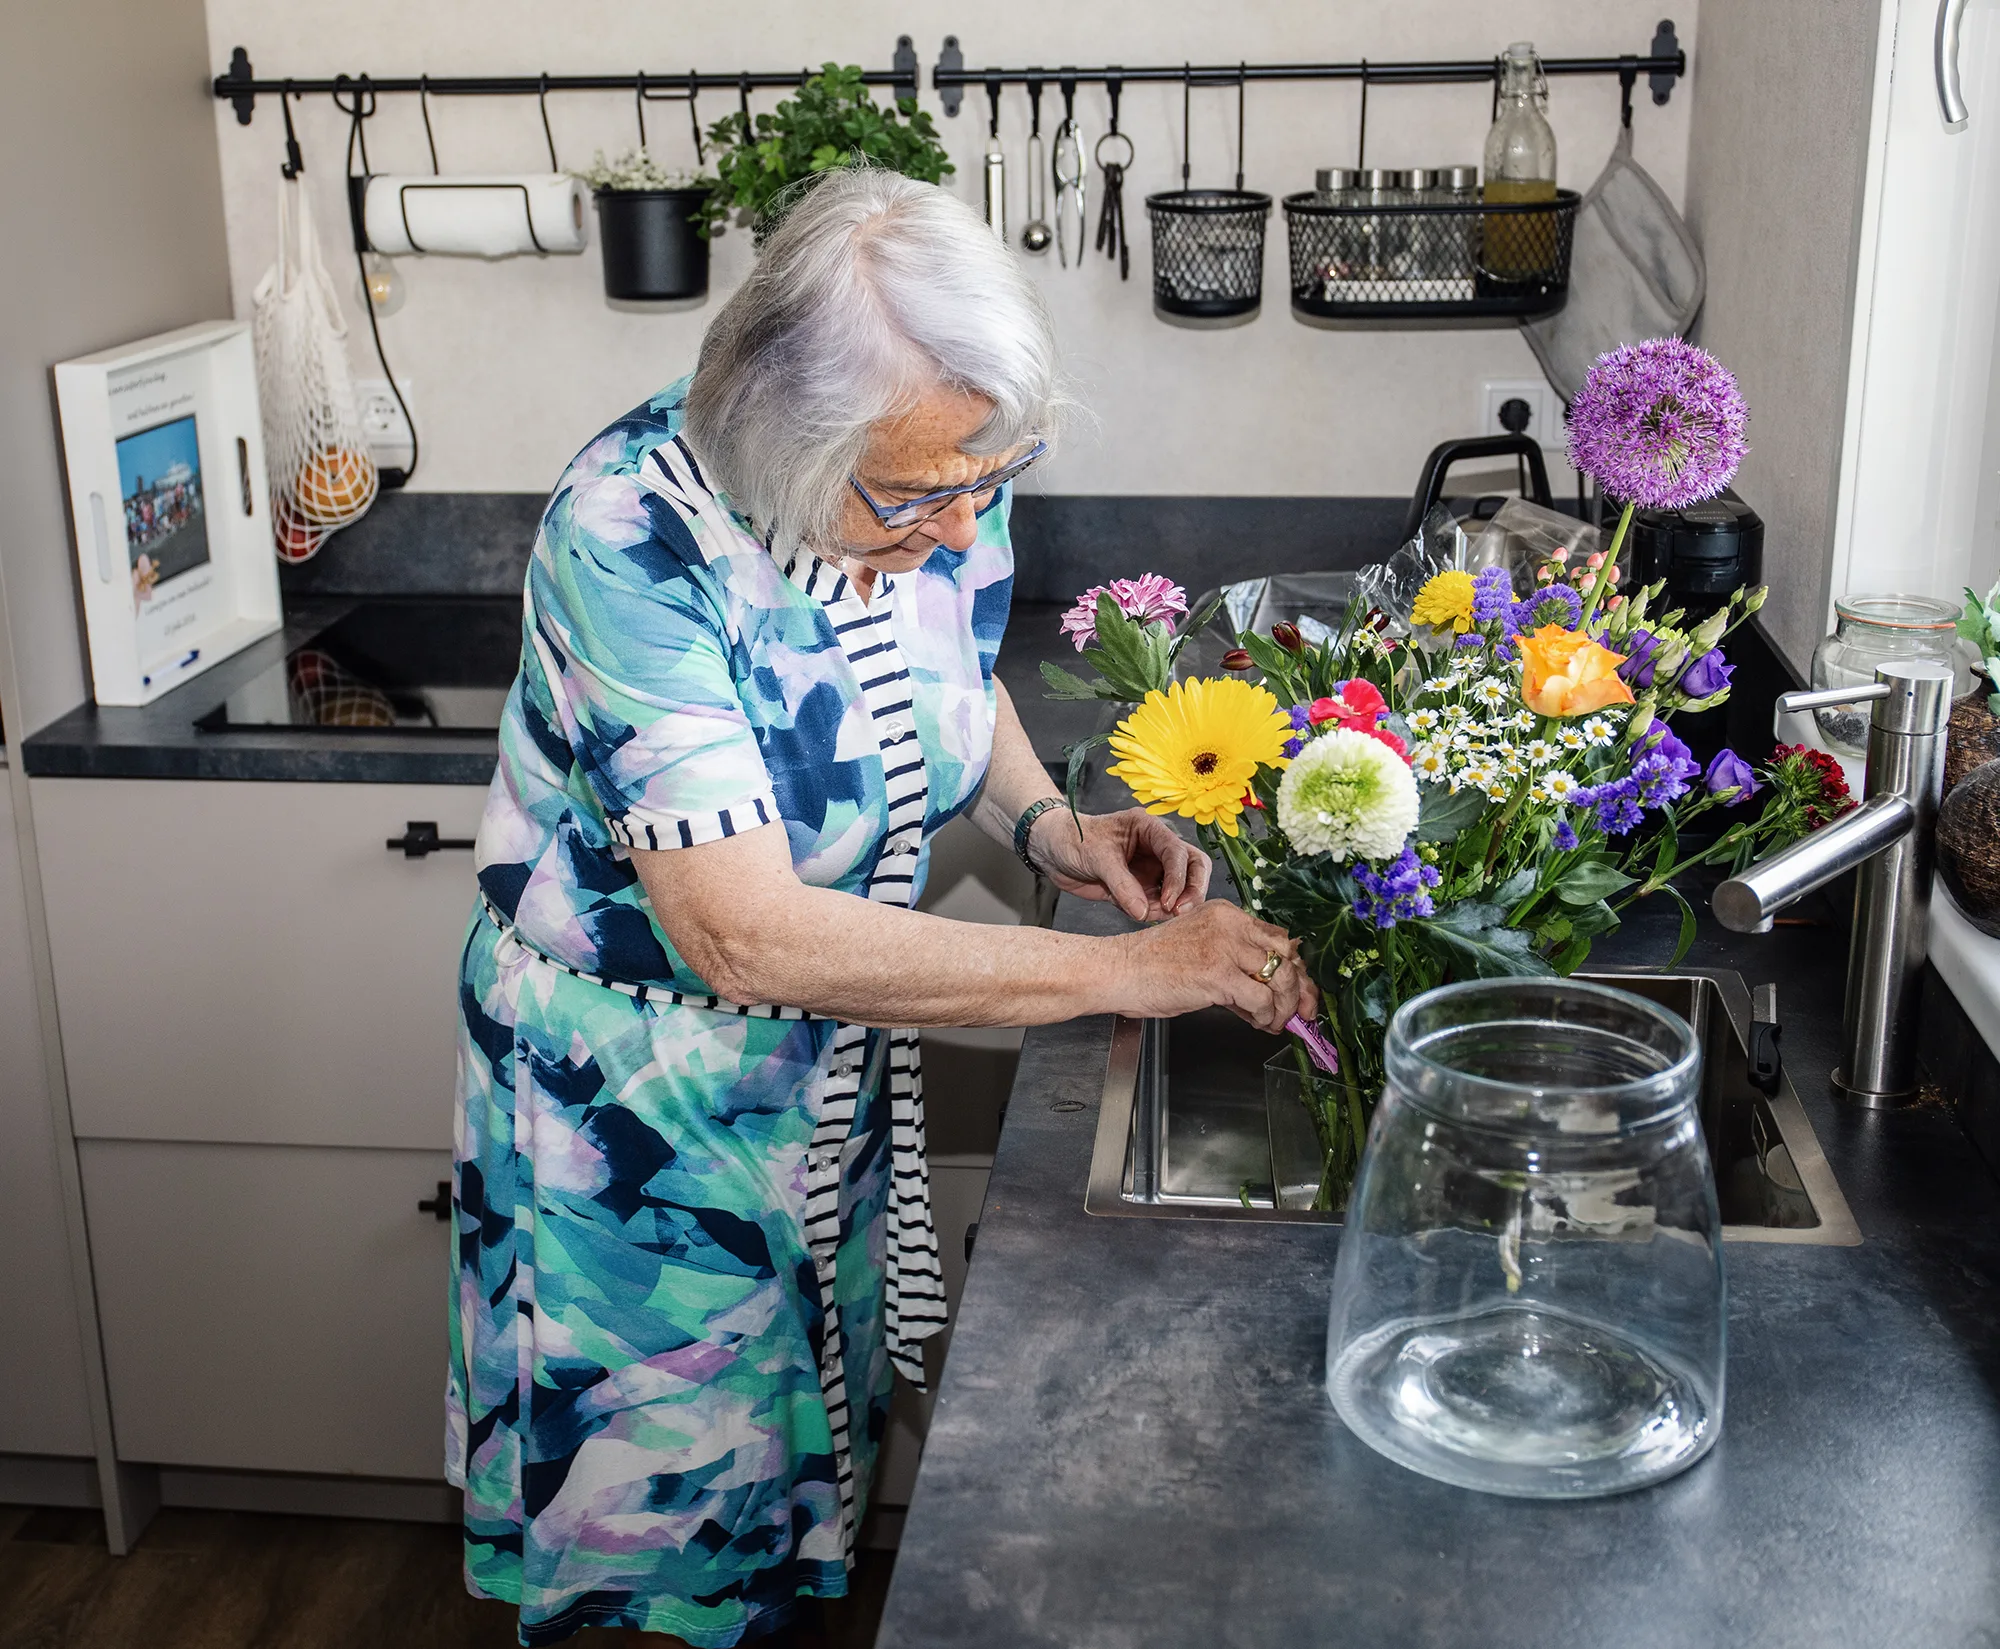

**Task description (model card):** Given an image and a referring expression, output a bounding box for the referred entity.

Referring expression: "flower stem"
[1582,501,1636,627]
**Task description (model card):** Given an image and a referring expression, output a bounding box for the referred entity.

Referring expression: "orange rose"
[1518,624,1638,718]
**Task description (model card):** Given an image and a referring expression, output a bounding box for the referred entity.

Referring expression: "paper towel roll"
[360,173,589,258]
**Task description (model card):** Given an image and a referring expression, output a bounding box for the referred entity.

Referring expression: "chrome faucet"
[1712,659,1955,1107]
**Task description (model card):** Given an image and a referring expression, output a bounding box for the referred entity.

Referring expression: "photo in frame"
[54,320,281,706]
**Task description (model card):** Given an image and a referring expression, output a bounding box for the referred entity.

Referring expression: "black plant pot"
[594,188,709,302]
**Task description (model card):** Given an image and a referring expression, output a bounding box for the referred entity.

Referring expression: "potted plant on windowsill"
[575,149,712,303]
[700,63,953,245]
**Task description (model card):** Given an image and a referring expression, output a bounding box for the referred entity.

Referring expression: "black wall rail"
[212,40,924,124]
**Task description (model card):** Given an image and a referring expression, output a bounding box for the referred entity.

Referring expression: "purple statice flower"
[1454,631,1485,650]
[1288,703,1313,731]
[1350,845,1443,929]
[1282,736,1304,759]
[1059,573,1190,651]
[1506,584,1583,637]
[1552,818,1580,851]
[1677,648,1734,699]
[1575,775,1646,836]
[1632,724,1701,809]
[1566,338,1749,509]
[1471,565,1515,626]
[1618,627,1664,687]
[1704,748,1761,804]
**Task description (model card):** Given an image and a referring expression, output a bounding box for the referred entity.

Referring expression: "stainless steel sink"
[1085,969,1861,1245]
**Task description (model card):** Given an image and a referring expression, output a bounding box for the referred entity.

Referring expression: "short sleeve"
[527,472,777,851]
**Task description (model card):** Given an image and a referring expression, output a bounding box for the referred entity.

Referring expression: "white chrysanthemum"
[1475,679,1511,708]
[1526,738,1556,764]
[1410,742,1451,782]
[1408,707,1442,735]
[1545,771,1581,801]
[1583,716,1617,746]
[1509,709,1538,731]
[1559,726,1588,750]
[1274,728,1420,862]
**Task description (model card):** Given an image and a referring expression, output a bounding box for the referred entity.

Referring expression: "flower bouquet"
[1047,340,1855,1210]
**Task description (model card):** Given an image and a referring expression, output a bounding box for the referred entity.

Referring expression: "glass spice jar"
[1809,594,1969,758]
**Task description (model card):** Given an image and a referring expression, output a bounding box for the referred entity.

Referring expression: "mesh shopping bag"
[251,176,378,563]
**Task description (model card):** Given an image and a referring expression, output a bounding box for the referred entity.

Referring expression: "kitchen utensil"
[982,76,1006,240]
[1020,76,1051,254]
[1810,594,1969,757]
[1052,74,1086,267]
[1326,977,1725,1499]
[1093,76,1133,278]
[1144,64,1271,322]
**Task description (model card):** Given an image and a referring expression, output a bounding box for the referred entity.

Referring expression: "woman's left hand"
[1028,806,1211,922]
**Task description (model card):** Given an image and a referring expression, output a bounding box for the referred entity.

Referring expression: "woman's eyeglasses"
[849,440,1048,531]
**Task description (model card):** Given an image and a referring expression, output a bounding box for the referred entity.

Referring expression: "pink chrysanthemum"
[1060,574,1190,651]
[1567,338,1748,511]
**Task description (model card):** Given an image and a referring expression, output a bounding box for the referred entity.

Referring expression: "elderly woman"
[450,168,1314,1646]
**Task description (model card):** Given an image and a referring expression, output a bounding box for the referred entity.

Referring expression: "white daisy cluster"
[1401,662,1626,807]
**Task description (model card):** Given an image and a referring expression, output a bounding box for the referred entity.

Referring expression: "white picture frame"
[53,320,281,707]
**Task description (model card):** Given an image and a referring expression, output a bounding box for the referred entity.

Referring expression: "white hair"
[683,167,1065,555]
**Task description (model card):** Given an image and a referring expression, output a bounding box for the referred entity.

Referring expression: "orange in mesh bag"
[252,176,378,562]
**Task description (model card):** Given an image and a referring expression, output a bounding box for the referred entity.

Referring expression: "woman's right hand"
[1111,900,1320,1034]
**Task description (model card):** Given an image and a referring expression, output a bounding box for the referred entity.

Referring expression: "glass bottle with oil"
[1481,41,1558,282]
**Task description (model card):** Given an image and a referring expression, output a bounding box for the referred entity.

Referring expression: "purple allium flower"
[1567,339,1748,510]
[1677,648,1734,699]
[1350,845,1442,929]
[1552,818,1580,851]
[1506,584,1583,637]
[1618,628,1663,688]
[1059,573,1189,651]
[1472,565,1515,626]
[1704,748,1760,804]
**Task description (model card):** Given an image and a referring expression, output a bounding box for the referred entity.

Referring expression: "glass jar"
[1481,42,1558,281]
[1809,594,1969,758]
[1310,166,1362,294]
[1441,163,1480,283]
[1397,166,1441,279]
[1353,166,1401,281]
[1326,978,1724,1499]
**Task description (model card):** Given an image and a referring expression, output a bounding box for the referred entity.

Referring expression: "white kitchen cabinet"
[0,768,96,1457]
[79,1137,452,1478]
[33,777,485,1150]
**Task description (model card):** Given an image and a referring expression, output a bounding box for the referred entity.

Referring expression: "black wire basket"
[1283,189,1580,322]
[1147,188,1274,320]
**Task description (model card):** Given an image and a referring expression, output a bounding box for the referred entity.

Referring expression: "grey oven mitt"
[1522,125,1705,400]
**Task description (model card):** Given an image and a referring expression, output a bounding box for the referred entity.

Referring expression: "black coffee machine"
[1622,489,1764,621]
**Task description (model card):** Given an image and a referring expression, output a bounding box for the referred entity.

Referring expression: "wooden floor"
[0,1505,893,1649]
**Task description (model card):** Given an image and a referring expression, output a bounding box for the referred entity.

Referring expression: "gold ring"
[1257,950,1283,983]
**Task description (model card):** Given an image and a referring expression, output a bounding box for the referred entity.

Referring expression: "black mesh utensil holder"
[1147,189,1273,319]
[1283,189,1580,323]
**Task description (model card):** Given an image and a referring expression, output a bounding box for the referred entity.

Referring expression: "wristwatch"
[1012,796,1068,872]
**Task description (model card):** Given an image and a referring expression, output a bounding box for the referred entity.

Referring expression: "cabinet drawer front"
[82,1139,452,1480]
[35,778,485,1150]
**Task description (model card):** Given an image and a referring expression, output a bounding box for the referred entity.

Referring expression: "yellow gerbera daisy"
[1105,677,1293,836]
[1410,569,1478,634]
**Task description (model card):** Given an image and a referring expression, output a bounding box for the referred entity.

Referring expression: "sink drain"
[1050,1100,1085,1113]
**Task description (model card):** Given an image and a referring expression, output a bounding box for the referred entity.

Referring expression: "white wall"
[204,1,1694,501]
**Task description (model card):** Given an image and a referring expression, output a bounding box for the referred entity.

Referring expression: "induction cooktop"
[196,598,520,735]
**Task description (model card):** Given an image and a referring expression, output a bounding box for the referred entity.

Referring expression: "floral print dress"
[450,379,1012,1646]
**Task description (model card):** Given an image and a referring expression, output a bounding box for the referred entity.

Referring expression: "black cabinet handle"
[387,821,476,858]
[418,1180,452,1221]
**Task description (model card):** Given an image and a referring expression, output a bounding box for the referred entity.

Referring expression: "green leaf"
[1652,814,1679,880]
[1061,734,1107,822]
[1658,883,1700,968]
[1556,860,1637,906]
[1414,903,1557,979]
[1565,899,1622,939]
[1174,588,1227,658]
[1040,660,1111,701]
[1493,867,1539,906]
[1416,783,1486,844]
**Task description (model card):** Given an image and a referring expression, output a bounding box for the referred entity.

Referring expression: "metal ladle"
[1020,76,1051,254]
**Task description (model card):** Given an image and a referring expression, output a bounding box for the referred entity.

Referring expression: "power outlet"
[1479,379,1565,451]
[354,377,414,460]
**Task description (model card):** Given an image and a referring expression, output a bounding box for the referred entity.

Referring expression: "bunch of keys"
[1094,76,1133,280]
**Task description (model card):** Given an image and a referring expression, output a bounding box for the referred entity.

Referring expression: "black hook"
[1618,56,1638,128]
[687,71,704,164]
[1357,59,1369,170]
[419,75,439,173]
[1180,64,1191,188]
[279,79,303,177]
[986,73,1002,140]
[635,69,647,150]
[738,71,752,134]
[1105,70,1122,137]
[1026,73,1043,137]
[538,73,559,170]
[1060,71,1076,125]
[1235,61,1247,193]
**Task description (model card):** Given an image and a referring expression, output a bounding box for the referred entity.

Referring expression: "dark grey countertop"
[877,891,2000,1648]
[17,597,1088,788]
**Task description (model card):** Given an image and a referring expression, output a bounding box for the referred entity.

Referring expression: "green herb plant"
[700,63,953,240]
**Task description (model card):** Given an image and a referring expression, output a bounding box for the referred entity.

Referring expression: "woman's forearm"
[970,677,1062,848]
[633,829,1125,1027]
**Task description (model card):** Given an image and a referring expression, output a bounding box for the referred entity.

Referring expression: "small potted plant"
[575,149,712,303]
[701,63,953,245]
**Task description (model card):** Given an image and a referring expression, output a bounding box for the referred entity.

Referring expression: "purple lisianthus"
[1350,845,1443,929]
[1677,648,1734,699]
[1471,565,1515,626]
[1704,748,1761,804]
[1618,628,1664,688]
[1567,338,1749,510]
[1632,724,1700,808]
[1552,818,1580,851]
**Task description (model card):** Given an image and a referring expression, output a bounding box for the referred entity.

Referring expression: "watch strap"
[1012,796,1067,871]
